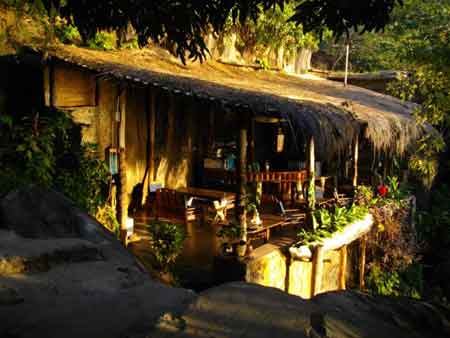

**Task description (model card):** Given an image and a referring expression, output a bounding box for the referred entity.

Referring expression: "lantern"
[276,127,285,153]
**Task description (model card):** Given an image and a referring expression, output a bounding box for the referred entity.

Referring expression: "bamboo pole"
[237,127,248,242]
[141,89,156,206]
[339,245,347,290]
[359,236,367,290]
[352,134,359,189]
[311,245,324,297]
[344,44,350,87]
[118,87,128,244]
[249,117,255,164]
[307,137,316,227]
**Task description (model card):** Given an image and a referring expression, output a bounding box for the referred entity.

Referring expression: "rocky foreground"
[1,188,449,338]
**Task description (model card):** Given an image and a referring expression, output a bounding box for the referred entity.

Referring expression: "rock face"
[0,188,195,338]
[149,282,450,338]
[0,187,108,241]
[1,188,449,338]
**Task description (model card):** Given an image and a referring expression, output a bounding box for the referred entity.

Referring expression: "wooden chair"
[154,188,199,224]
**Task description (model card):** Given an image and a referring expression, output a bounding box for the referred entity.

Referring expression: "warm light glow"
[155,157,190,189]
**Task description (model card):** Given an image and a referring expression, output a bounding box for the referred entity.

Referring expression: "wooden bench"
[154,188,200,224]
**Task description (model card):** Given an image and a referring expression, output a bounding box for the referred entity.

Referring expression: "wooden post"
[49,60,55,107]
[311,245,324,297]
[352,134,359,189]
[359,235,367,290]
[118,87,128,244]
[208,104,215,153]
[306,137,316,223]
[141,88,156,205]
[344,44,350,87]
[237,127,248,242]
[249,117,256,164]
[339,245,347,290]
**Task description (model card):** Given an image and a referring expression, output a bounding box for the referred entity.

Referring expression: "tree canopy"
[4,0,402,62]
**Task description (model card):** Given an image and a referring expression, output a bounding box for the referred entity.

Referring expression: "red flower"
[377,185,389,197]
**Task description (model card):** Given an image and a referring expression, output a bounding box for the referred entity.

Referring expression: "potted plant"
[217,222,245,256]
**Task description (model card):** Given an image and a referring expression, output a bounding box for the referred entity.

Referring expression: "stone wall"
[245,245,287,291]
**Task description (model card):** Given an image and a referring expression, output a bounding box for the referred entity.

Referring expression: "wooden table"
[177,187,235,203]
[177,187,236,222]
[247,213,305,243]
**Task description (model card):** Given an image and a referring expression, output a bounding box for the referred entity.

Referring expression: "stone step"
[0,231,103,275]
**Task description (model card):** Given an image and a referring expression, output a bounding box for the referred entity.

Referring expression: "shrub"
[0,108,110,215]
[356,182,423,298]
[95,204,120,237]
[87,31,116,50]
[55,23,81,45]
[146,221,186,271]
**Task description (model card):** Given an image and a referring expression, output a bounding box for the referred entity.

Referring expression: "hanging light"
[276,127,285,153]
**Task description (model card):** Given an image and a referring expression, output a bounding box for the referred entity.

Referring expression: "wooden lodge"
[0,45,431,297]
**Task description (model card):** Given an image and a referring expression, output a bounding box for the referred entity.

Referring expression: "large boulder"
[0,187,110,242]
[148,282,450,338]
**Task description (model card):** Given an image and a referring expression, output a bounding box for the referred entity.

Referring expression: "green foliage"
[87,31,116,50]
[255,58,270,70]
[0,109,110,214]
[366,263,423,299]
[416,184,450,248]
[7,0,399,63]
[297,204,368,245]
[95,204,120,237]
[54,143,109,215]
[216,222,244,242]
[55,22,81,44]
[146,221,186,271]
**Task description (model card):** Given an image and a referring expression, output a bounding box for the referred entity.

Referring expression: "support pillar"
[339,245,347,290]
[311,245,324,297]
[142,88,156,205]
[237,127,248,243]
[118,88,128,244]
[359,235,367,290]
[306,137,316,227]
[352,134,359,189]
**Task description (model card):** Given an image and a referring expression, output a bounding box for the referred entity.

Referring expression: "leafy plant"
[55,22,81,44]
[0,108,110,215]
[146,221,186,271]
[366,263,423,299]
[297,205,368,245]
[87,31,116,50]
[217,222,243,242]
[255,58,270,70]
[95,203,119,237]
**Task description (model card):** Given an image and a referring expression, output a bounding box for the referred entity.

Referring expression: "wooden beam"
[339,245,347,290]
[359,235,367,290]
[118,87,128,244]
[311,245,324,297]
[237,127,248,242]
[352,134,359,188]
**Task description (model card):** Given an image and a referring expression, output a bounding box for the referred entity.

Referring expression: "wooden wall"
[44,60,211,208]
[125,86,148,197]
[49,62,96,107]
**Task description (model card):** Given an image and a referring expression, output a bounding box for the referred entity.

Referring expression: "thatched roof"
[34,45,431,160]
